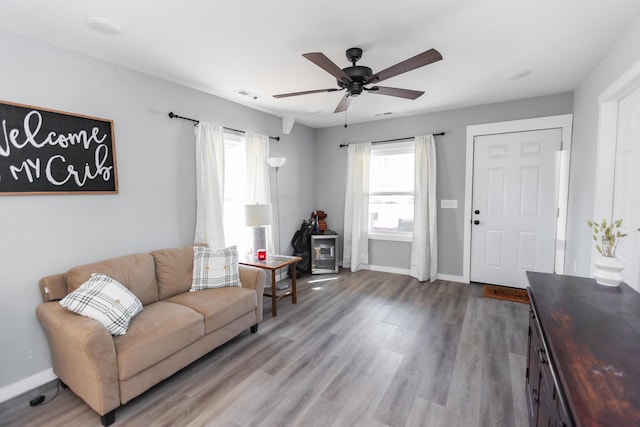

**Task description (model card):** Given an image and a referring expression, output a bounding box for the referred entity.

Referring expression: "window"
[222,133,250,253]
[369,141,415,240]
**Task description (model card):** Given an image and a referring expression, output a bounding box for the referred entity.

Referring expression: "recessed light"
[85,17,122,35]
[504,70,531,80]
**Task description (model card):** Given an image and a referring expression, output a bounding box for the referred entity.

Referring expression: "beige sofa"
[36,246,265,426]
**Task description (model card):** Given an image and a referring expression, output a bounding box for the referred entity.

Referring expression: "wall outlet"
[440,199,458,209]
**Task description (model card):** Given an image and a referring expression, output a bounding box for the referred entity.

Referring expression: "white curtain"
[194,122,226,250]
[343,143,371,271]
[245,132,274,254]
[410,134,438,282]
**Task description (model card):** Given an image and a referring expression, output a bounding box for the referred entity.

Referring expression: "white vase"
[593,256,624,287]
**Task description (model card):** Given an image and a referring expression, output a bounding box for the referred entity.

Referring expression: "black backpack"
[289,217,316,277]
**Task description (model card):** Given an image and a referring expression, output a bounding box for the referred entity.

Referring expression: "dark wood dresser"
[526,272,640,427]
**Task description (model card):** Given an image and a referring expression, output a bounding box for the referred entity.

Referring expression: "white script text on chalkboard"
[2,111,113,186]
[0,100,118,195]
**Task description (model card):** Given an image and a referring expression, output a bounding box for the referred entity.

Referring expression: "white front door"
[612,84,640,292]
[470,129,562,288]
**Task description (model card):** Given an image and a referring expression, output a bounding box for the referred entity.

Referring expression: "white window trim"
[370,140,415,155]
[222,132,249,251]
[368,140,415,242]
[223,132,244,145]
[368,231,413,242]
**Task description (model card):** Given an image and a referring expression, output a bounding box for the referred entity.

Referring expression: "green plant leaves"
[588,218,634,258]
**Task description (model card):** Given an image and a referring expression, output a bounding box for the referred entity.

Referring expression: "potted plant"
[588,218,628,287]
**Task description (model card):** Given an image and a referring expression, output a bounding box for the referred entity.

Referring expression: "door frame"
[593,59,640,269]
[462,114,574,283]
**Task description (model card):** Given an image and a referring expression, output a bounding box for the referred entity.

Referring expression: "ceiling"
[2,0,640,129]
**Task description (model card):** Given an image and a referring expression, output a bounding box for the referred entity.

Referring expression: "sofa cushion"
[113,301,204,381]
[59,273,143,336]
[66,253,159,306]
[149,246,194,300]
[166,287,257,334]
[191,245,240,291]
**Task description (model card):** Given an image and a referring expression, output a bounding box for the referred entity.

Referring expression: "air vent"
[85,17,122,35]
[504,70,531,80]
[234,89,259,100]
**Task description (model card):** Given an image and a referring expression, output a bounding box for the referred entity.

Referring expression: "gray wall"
[566,15,640,277]
[0,30,316,393]
[4,11,640,398]
[315,93,574,277]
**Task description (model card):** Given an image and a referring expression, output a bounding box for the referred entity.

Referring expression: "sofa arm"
[36,302,120,416]
[39,274,68,302]
[239,265,266,323]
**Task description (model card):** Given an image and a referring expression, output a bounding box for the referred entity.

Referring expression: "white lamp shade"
[244,204,273,226]
[267,157,286,168]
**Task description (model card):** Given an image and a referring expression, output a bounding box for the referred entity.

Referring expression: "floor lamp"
[267,157,287,289]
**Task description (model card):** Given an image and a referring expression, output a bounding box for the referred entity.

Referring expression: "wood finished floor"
[4,270,530,427]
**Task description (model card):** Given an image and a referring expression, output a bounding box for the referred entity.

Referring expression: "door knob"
[474,210,480,215]
[474,220,480,225]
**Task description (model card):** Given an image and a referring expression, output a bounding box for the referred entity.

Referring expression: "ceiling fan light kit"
[274,47,442,114]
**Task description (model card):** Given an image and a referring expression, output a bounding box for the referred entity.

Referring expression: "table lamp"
[244,203,272,259]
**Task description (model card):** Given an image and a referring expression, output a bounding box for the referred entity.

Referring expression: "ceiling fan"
[273,47,443,113]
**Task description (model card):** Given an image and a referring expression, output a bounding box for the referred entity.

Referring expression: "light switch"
[440,199,458,209]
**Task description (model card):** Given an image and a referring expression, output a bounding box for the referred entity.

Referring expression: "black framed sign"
[0,100,118,195]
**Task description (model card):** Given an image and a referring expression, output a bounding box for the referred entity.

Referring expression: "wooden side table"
[239,255,302,317]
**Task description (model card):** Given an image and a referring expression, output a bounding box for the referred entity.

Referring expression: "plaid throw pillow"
[191,245,241,291]
[59,273,143,335]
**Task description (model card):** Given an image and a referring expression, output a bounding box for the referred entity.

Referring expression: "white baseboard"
[360,266,467,284]
[364,264,411,276]
[0,368,56,404]
[436,273,467,283]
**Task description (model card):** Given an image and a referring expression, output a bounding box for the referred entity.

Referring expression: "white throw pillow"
[59,273,143,335]
[191,245,241,291]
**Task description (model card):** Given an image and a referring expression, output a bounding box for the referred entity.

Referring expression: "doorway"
[595,60,640,293]
[462,115,573,287]
[470,129,562,288]
[612,85,640,290]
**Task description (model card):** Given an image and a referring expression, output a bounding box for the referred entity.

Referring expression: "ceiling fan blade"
[273,88,340,98]
[367,48,442,84]
[367,86,424,100]
[303,53,353,82]
[334,94,351,113]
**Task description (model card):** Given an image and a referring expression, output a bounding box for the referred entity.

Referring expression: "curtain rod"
[168,112,280,141]
[338,132,445,148]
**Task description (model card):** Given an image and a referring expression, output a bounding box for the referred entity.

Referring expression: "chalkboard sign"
[0,100,118,195]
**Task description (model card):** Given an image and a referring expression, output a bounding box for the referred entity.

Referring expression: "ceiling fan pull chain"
[344,109,348,128]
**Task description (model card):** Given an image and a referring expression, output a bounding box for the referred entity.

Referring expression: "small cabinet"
[310,234,338,274]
